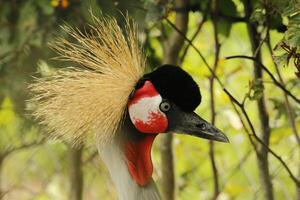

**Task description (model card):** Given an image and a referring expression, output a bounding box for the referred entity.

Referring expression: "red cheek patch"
[134,111,168,133]
[128,81,159,106]
[128,80,168,133]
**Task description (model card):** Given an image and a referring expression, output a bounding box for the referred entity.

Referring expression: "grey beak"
[173,111,229,143]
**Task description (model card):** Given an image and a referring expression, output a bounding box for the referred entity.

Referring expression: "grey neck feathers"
[97,119,161,200]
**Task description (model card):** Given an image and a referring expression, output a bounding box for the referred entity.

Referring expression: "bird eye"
[159,101,171,112]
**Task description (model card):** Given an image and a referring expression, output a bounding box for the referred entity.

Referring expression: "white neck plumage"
[97,131,161,200]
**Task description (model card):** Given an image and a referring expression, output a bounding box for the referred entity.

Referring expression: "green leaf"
[36,0,54,15]
[219,0,237,17]
[248,79,264,101]
[282,1,300,16]
[250,8,265,24]
[285,14,300,47]
[216,0,237,37]
[0,97,15,126]
[269,98,287,119]
[273,53,288,67]
[217,19,232,37]
[269,13,284,31]
[145,1,166,22]
[17,1,38,45]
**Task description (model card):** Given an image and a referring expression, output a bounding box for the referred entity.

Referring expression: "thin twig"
[229,100,258,153]
[209,1,221,198]
[222,149,252,188]
[164,17,223,85]
[226,55,300,104]
[180,9,208,64]
[224,89,300,186]
[1,138,46,160]
[165,15,300,187]
[265,32,300,146]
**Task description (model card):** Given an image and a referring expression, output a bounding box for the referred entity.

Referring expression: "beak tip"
[213,132,230,143]
[223,137,230,143]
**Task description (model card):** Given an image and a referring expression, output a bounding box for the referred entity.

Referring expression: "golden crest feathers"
[29,15,145,144]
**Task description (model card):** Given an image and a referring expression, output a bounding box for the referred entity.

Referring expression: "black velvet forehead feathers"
[142,64,201,112]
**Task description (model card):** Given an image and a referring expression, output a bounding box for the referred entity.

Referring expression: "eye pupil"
[160,101,171,112]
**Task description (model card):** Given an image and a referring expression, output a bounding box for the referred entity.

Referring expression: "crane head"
[128,64,229,142]
[126,65,228,186]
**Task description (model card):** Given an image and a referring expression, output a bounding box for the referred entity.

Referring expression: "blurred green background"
[0,0,299,200]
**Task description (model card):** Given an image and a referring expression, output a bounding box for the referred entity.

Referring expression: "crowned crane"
[29,15,229,200]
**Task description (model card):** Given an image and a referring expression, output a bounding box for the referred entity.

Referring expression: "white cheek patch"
[128,80,168,133]
[129,95,163,123]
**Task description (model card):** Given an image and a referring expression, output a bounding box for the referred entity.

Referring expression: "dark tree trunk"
[160,0,189,199]
[0,157,2,200]
[244,1,274,200]
[68,146,83,200]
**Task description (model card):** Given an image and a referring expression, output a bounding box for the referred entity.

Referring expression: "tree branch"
[165,8,300,189]
[209,0,221,199]
[243,2,274,198]
[1,138,45,160]
[172,5,246,23]
[223,89,300,186]
[225,55,300,104]
[180,6,208,64]
[265,26,300,199]
[164,17,223,85]
[265,34,300,146]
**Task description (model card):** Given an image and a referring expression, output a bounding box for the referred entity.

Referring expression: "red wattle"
[125,135,157,186]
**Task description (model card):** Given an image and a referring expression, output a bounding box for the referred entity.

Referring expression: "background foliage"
[0,0,299,200]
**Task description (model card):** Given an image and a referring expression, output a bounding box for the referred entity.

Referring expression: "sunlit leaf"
[225,183,246,197]
[248,79,264,101]
[0,97,15,126]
